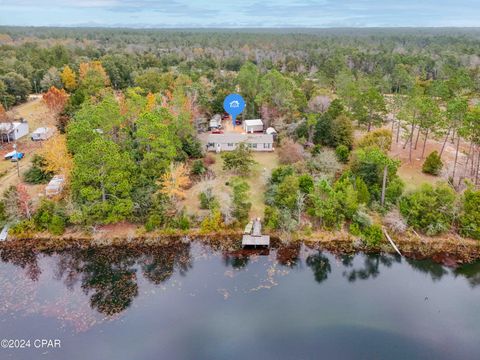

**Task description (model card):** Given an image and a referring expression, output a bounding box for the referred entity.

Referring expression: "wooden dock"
[242,218,270,247]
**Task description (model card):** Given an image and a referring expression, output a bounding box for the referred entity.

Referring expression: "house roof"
[208,133,273,143]
[244,119,263,126]
[0,122,24,132]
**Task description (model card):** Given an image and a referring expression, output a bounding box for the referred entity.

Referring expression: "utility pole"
[13,142,20,178]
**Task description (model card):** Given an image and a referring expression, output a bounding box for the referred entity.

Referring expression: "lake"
[0,241,479,360]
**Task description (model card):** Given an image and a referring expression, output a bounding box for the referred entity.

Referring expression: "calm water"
[0,241,480,360]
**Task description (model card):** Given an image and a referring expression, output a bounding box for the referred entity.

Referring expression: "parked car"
[10,152,24,162]
[4,151,16,160]
[211,129,224,134]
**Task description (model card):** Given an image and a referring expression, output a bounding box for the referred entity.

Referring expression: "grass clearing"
[179,151,279,220]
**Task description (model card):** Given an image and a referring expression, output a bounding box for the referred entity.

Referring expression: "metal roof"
[207,133,273,143]
[244,119,263,126]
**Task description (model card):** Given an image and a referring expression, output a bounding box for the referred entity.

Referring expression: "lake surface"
[0,241,479,360]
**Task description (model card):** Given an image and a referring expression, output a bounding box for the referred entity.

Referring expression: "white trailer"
[31,127,54,141]
[209,114,222,129]
[243,119,264,133]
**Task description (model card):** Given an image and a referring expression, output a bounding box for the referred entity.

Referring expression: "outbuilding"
[206,133,274,152]
[0,120,29,143]
[31,127,54,141]
[45,175,65,197]
[243,119,264,133]
[209,114,222,130]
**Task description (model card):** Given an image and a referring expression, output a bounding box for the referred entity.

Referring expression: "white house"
[0,121,29,143]
[243,119,264,133]
[207,133,274,152]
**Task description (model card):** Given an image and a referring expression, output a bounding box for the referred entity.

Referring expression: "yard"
[0,96,55,197]
[178,151,279,220]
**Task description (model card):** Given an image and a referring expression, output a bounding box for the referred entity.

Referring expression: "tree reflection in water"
[342,254,401,282]
[2,243,480,318]
[52,242,193,316]
[223,253,250,269]
[141,243,192,284]
[0,248,41,281]
[454,262,480,288]
[406,258,449,282]
[306,252,331,283]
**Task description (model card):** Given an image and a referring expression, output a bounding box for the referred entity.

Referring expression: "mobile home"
[207,133,274,152]
[0,120,29,143]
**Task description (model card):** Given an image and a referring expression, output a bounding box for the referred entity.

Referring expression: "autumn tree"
[61,65,77,92]
[43,86,68,115]
[39,134,73,182]
[0,103,7,121]
[16,183,32,219]
[158,163,191,202]
[146,92,156,112]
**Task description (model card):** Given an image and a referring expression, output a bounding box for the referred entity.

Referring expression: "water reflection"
[306,252,331,283]
[406,258,449,282]
[342,253,401,282]
[0,247,41,281]
[455,262,480,288]
[1,242,480,319]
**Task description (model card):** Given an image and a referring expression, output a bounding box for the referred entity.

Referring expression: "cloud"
[0,0,479,27]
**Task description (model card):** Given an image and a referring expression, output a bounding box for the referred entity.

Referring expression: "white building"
[243,119,264,133]
[0,121,29,143]
[207,133,274,152]
[209,114,222,129]
[31,127,54,141]
[45,175,65,197]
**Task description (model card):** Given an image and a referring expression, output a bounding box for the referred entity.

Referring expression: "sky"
[1,0,480,28]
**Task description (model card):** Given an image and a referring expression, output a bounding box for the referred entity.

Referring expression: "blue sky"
[1,0,479,27]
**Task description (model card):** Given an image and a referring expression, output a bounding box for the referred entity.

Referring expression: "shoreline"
[1,228,479,266]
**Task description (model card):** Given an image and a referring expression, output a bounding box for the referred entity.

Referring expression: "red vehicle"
[221,113,230,120]
[211,129,224,134]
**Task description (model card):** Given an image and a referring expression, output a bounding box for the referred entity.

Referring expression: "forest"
[0,27,479,243]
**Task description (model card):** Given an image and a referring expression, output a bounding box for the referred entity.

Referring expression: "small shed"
[209,114,222,129]
[45,175,65,197]
[0,120,29,143]
[31,127,54,141]
[243,119,264,133]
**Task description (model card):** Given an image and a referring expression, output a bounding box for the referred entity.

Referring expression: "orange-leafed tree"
[39,134,73,182]
[0,103,7,121]
[43,86,69,115]
[61,65,77,91]
[146,92,156,112]
[16,183,32,219]
[158,163,191,202]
